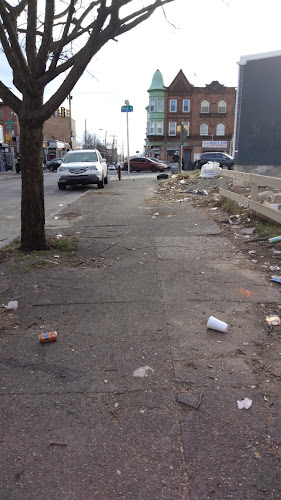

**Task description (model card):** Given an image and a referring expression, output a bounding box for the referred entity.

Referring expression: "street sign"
[4,120,16,124]
[121,105,133,112]
[6,125,13,130]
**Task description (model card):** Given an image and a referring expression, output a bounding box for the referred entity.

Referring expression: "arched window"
[200,123,208,135]
[218,100,226,113]
[216,123,225,136]
[201,100,209,113]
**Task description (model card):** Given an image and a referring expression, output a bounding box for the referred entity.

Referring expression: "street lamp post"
[68,94,72,149]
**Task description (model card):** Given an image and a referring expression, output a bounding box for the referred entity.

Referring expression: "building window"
[149,122,155,134]
[182,99,190,112]
[218,100,226,113]
[216,123,225,136]
[150,99,155,112]
[200,123,208,135]
[182,122,190,136]
[157,99,163,112]
[168,122,177,135]
[201,100,209,113]
[169,99,177,112]
[156,121,163,135]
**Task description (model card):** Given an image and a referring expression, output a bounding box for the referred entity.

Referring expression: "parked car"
[57,149,108,190]
[123,157,166,172]
[196,152,234,170]
[46,158,63,171]
[149,158,170,169]
[108,164,116,170]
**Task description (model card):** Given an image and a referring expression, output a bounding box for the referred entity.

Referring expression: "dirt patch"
[154,174,281,288]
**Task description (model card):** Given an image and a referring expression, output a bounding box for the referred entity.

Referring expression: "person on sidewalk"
[117,164,121,180]
[15,156,21,173]
[173,151,179,165]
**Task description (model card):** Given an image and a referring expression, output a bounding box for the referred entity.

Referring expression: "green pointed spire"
[148,69,165,91]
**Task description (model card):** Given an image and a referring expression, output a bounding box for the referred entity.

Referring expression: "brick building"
[146,69,236,166]
[0,102,76,167]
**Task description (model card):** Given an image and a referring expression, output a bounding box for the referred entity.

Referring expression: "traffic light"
[61,107,65,117]
[66,109,70,118]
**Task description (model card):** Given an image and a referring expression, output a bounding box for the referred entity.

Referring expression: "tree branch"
[0,81,22,114]
[36,0,54,75]
[26,0,37,70]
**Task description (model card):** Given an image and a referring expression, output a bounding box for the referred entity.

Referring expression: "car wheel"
[104,175,108,185]
[98,177,104,189]
[58,183,66,190]
[49,166,54,171]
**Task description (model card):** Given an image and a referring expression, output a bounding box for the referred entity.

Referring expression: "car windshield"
[64,152,98,163]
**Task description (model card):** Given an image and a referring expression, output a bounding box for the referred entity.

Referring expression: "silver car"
[57,149,108,190]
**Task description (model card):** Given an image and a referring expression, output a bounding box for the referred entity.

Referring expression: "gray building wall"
[237,53,281,167]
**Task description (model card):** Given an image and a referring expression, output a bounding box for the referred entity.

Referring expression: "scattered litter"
[3,300,18,310]
[210,207,218,210]
[238,288,253,298]
[248,250,256,255]
[185,189,208,196]
[133,366,154,378]
[262,201,279,211]
[59,203,64,207]
[269,266,281,271]
[54,255,60,259]
[251,260,258,263]
[39,331,57,343]
[266,315,281,326]
[44,259,59,265]
[54,216,59,220]
[180,179,186,184]
[200,162,221,178]
[268,236,281,243]
[237,397,252,410]
[207,316,228,333]
[56,234,63,238]
[234,233,250,239]
[157,173,169,180]
[104,379,108,384]
[271,276,281,284]
[152,212,159,217]
[257,190,275,202]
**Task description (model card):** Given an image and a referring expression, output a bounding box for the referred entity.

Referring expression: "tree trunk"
[20,122,46,250]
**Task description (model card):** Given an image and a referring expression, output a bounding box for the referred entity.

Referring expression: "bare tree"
[0,0,174,250]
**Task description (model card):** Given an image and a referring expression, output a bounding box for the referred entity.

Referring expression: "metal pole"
[127,111,130,176]
[84,120,87,148]
[69,95,72,150]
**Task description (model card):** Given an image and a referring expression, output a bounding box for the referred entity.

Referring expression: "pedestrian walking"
[15,156,21,173]
[117,164,121,180]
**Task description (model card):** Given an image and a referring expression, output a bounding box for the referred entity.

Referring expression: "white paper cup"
[207,316,228,333]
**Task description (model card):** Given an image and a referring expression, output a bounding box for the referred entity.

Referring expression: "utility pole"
[68,95,72,149]
[84,120,87,149]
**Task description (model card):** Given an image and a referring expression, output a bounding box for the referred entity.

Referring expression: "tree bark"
[20,119,45,250]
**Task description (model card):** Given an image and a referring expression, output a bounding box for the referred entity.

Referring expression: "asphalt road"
[0,169,129,248]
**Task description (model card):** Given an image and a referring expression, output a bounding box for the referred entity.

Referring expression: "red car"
[123,157,166,172]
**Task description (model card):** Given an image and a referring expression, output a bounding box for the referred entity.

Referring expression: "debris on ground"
[265,315,281,326]
[237,397,253,410]
[3,300,18,310]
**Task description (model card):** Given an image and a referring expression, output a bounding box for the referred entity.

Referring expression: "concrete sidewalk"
[0,176,280,499]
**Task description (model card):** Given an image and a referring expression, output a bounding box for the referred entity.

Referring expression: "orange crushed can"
[39,331,57,343]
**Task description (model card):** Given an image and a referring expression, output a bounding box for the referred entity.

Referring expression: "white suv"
[57,149,108,190]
